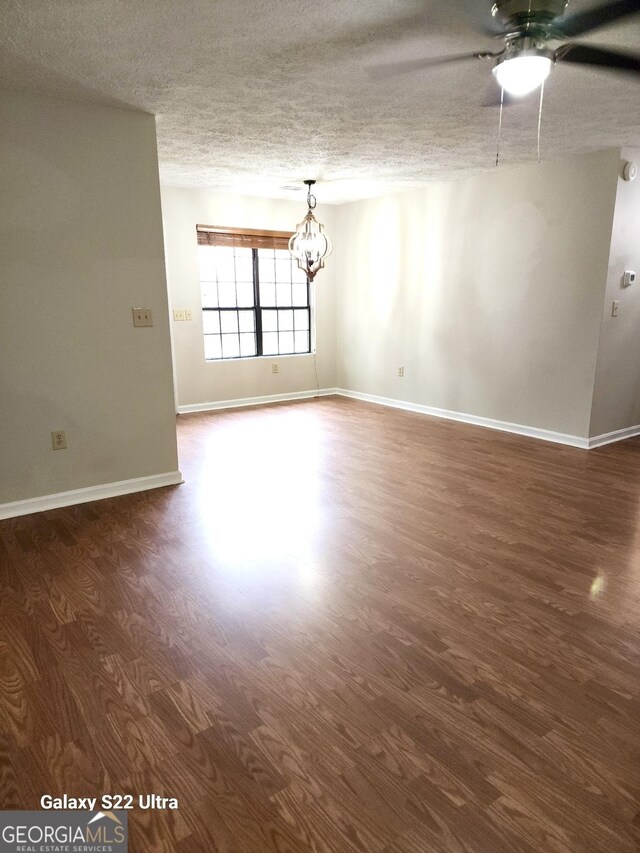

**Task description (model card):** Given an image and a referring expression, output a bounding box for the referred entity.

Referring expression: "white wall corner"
[587,425,640,449]
[334,152,620,447]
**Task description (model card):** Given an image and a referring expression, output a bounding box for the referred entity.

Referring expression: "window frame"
[197,225,313,361]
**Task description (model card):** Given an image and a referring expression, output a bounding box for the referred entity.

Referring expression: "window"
[197,225,312,360]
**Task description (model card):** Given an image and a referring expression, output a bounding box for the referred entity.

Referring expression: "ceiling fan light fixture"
[289,180,332,281]
[492,52,553,96]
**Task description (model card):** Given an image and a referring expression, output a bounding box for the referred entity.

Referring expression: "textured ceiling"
[1,0,640,203]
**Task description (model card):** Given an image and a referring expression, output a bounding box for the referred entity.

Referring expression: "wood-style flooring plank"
[1,397,640,851]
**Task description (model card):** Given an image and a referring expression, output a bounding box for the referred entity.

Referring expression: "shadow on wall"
[1,47,141,112]
[423,178,556,418]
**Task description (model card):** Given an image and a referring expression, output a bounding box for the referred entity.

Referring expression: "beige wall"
[589,148,640,438]
[0,90,179,505]
[335,149,621,439]
[161,187,337,408]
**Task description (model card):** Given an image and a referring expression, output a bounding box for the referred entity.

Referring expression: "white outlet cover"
[51,430,67,450]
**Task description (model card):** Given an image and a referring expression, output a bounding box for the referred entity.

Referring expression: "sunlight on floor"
[194,408,328,570]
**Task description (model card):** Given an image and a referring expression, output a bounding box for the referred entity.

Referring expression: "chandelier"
[289,180,332,281]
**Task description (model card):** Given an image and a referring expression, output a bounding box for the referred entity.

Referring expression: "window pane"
[239,333,256,357]
[262,331,278,355]
[292,280,308,306]
[292,262,308,284]
[259,253,276,283]
[275,256,292,283]
[214,245,236,258]
[294,331,309,353]
[276,281,292,307]
[236,280,254,308]
[260,281,276,306]
[261,310,277,332]
[198,245,218,281]
[239,311,255,332]
[293,309,309,330]
[278,309,294,331]
[204,335,222,360]
[201,283,218,308]
[203,311,220,335]
[213,249,236,283]
[220,311,238,334]
[221,335,240,359]
[218,281,236,307]
[278,331,294,354]
[235,254,253,283]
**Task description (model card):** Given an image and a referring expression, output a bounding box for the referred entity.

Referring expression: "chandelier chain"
[537,80,545,163]
[305,181,317,211]
[496,85,505,168]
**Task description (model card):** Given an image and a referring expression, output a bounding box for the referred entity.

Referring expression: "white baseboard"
[0,471,184,521]
[334,389,590,449]
[177,388,339,414]
[587,424,640,449]
[176,386,640,451]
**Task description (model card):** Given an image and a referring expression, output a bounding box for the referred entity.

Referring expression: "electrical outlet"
[398,366,405,377]
[185,308,193,321]
[132,308,153,327]
[612,300,619,317]
[173,309,186,321]
[272,363,279,374]
[51,430,67,450]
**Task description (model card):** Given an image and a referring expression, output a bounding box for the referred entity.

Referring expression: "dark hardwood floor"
[1,397,640,851]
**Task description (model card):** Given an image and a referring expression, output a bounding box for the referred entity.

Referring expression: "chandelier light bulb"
[295,229,328,257]
[492,54,553,96]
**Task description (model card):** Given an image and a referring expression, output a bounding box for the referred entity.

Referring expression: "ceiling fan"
[369,0,640,99]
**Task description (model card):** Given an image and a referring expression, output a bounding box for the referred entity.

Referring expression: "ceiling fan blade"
[367,51,496,81]
[555,0,640,37]
[557,42,640,75]
[457,0,507,35]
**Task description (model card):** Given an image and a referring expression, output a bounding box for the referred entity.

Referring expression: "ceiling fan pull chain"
[496,85,505,168]
[537,80,545,164]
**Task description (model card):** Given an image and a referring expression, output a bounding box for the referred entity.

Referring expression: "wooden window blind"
[196,225,292,251]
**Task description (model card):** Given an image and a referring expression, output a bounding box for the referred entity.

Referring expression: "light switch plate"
[173,309,186,321]
[133,308,153,327]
